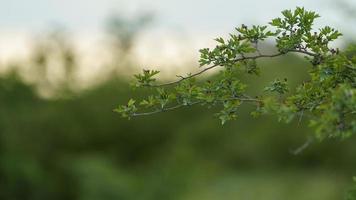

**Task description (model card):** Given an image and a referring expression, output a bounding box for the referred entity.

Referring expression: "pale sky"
[1,0,354,33]
[0,0,355,84]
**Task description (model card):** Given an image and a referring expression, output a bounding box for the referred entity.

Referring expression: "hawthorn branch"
[132,104,186,116]
[131,96,261,117]
[150,49,318,87]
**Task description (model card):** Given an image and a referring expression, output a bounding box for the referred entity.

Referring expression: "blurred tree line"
[0,11,355,200]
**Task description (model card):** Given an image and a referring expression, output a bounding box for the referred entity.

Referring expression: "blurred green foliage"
[0,54,355,200]
[346,178,356,200]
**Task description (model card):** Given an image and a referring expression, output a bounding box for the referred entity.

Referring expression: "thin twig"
[132,104,186,116]
[290,136,314,155]
[132,96,260,117]
[150,49,317,87]
[297,110,304,126]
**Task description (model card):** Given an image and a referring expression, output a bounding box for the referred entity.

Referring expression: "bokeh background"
[1,0,356,199]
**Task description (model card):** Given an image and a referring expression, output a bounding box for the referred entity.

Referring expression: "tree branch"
[150,49,317,87]
[131,96,261,117]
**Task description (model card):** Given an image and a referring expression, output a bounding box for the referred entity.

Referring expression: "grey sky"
[1,0,354,34]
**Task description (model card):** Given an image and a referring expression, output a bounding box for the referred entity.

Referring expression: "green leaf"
[264,79,289,94]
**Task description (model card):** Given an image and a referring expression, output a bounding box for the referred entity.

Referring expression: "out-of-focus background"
[0,0,356,199]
